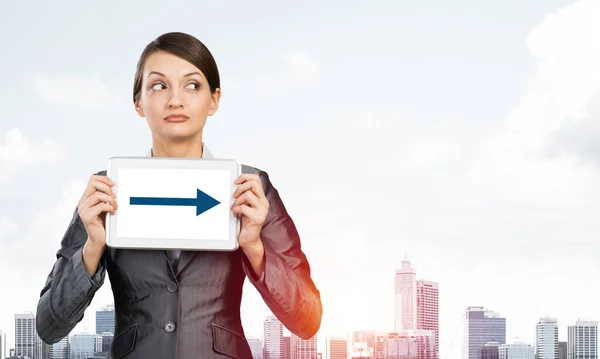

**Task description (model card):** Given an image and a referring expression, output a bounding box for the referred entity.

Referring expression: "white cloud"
[0,128,63,182]
[4,180,87,272]
[401,139,454,170]
[281,52,318,83]
[2,178,85,270]
[19,179,87,259]
[466,0,600,207]
[0,217,18,241]
[33,74,113,109]
[253,51,319,95]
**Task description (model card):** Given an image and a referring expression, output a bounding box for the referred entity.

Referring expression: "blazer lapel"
[175,250,197,276]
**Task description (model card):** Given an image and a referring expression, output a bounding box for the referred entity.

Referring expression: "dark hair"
[133,32,221,103]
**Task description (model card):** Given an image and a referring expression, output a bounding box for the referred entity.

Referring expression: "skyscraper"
[351,330,376,350]
[499,339,535,359]
[291,333,318,359]
[247,337,263,359]
[463,306,506,359]
[264,316,283,359]
[394,258,440,359]
[536,317,559,359]
[283,336,291,359]
[567,319,598,359]
[326,336,348,359]
[480,341,500,359]
[95,304,115,335]
[417,279,439,358]
[395,259,417,331]
[15,312,36,359]
[70,332,102,359]
[0,330,6,359]
[558,342,567,359]
[381,330,435,359]
[49,336,69,359]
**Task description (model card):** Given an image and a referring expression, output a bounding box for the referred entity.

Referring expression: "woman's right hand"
[77,174,118,250]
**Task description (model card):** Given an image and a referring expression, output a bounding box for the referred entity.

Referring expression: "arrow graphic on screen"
[129,189,221,216]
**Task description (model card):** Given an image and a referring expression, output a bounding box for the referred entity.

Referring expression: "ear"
[134,100,145,118]
[207,88,221,117]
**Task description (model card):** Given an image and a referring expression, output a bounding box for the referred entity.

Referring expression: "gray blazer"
[35,164,322,359]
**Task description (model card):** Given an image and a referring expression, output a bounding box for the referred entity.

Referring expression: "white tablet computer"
[105,156,241,251]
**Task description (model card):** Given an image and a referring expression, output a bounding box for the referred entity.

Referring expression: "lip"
[164,114,189,122]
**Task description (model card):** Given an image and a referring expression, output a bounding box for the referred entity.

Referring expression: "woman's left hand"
[231,173,269,250]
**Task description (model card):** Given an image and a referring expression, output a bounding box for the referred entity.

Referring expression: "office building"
[499,339,535,359]
[0,330,6,359]
[536,317,559,359]
[70,332,102,359]
[558,342,567,359]
[567,319,597,359]
[480,341,500,359]
[49,336,69,359]
[96,305,115,335]
[247,337,263,359]
[326,336,348,359]
[264,316,283,359]
[395,259,417,331]
[291,333,318,359]
[463,306,506,359]
[417,279,439,358]
[15,312,36,359]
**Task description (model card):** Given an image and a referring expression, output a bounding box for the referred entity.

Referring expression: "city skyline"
[0,312,595,359]
[0,257,596,359]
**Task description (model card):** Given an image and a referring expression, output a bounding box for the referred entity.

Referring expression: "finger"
[82,177,115,200]
[81,202,115,222]
[89,202,116,217]
[232,191,262,209]
[234,173,260,185]
[231,204,254,218]
[233,178,264,199]
[93,174,114,185]
[232,182,260,202]
[92,180,116,198]
[90,174,114,190]
[232,181,252,198]
[84,191,118,211]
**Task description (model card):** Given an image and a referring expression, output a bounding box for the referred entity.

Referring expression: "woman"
[36,32,322,359]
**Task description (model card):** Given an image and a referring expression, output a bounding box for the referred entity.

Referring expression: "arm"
[241,171,322,339]
[36,206,107,344]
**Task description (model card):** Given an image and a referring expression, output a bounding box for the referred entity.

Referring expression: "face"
[134,51,221,141]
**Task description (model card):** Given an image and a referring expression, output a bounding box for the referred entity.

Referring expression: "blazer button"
[164,321,176,333]
[167,282,178,293]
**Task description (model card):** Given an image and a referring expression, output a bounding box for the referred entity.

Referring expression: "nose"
[168,89,184,108]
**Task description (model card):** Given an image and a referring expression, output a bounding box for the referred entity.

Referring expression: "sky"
[1,0,599,357]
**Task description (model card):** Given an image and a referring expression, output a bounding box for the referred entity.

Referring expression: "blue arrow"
[129,189,220,216]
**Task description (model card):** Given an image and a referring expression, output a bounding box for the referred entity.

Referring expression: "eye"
[151,83,166,91]
[186,82,200,90]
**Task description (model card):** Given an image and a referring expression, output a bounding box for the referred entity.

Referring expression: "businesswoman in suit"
[36,32,322,359]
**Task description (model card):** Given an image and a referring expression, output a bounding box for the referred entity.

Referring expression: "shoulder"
[241,164,273,187]
[241,164,262,175]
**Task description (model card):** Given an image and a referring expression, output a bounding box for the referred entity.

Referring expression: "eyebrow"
[146,71,203,79]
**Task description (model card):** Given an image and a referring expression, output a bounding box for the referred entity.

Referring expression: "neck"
[150,135,204,158]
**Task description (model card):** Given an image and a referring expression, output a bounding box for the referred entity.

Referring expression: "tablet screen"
[115,167,231,241]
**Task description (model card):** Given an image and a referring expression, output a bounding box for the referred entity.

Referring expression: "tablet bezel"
[105,156,241,251]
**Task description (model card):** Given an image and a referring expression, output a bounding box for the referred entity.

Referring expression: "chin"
[157,127,202,141]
